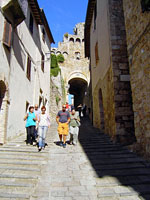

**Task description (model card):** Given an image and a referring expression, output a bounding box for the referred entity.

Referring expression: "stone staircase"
[0,133,51,200]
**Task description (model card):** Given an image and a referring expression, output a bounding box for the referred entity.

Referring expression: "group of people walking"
[24,105,50,151]
[24,103,81,151]
[56,104,80,148]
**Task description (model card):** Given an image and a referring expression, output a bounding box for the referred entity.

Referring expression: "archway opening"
[0,80,7,144]
[99,89,105,130]
[68,78,88,109]
[0,81,6,110]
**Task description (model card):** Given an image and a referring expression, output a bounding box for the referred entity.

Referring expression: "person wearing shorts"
[56,105,70,148]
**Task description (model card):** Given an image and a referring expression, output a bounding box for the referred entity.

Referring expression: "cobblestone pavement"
[0,119,150,200]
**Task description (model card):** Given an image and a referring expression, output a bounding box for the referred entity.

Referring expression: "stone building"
[123,0,150,157]
[85,0,150,156]
[51,23,90,109]
[0,0,54,143]
[85,0,136,145]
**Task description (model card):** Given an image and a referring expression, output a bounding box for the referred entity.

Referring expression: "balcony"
[1,0,28,26]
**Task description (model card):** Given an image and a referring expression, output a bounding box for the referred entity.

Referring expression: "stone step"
[0,155,46,161]
[0,165,41,172]
[0,174,38,180]
[2,170,41,177]
[0,148,48,153]
[86,162,145,170]
[0,159,47,165]
[0,193,29,199]
[0,181,35,187]
[97,168,150,177]
[89,157,143,164]
[0,151,48,158]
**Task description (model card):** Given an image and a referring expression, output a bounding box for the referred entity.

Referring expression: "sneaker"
[59,142,63,147]
[38,147,41,152]
[33,142,36,146]
[63,143,66,148]
[42,147,45,150]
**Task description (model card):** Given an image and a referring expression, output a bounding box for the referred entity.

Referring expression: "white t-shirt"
[39,113,50,127]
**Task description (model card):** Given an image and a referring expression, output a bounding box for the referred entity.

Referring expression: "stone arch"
[69,38,74,43]
[0,78,9,144]
[99,89,105,130]
[67,71,88,84]
[76,38,81,43]
[56,51,61,55]
[68,77,88,109]
[63,51,68,59]
[51,51,55,54]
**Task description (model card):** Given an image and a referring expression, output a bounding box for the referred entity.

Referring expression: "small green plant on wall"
[57,54,65,63]
[64,32,68,38]
[56,96,60,105]
[50,54,61,77]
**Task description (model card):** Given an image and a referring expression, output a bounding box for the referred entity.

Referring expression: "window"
[95,42,99,65]
[41,52,45,72]
[26,56,31,81]
[69,38,74,43]
[76,38,81,43]
[3,20,12,48]
[25,101,29,112]
[42,28,46,42]
[63,52,68,59]
[94,1,97,30]
[75,52,80,60]
[141,0,150,12]
[39,96,42,108]
[29,13,33,34]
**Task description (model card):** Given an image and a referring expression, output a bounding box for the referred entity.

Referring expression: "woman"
[38,106,50,151]
[24,106,37,145]
[69,109,80,145]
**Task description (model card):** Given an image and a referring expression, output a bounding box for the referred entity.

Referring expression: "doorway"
[99,89,105,130]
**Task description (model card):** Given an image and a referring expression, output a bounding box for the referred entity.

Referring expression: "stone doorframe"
[0,76,9,144]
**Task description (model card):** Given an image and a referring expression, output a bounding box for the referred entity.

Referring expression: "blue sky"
[37,0,88,47]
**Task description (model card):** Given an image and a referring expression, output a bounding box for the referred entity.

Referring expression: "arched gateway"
[0,79,9,144]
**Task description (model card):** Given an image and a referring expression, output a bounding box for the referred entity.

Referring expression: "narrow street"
[0,119,150,200]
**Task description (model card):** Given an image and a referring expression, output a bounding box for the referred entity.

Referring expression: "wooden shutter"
[3,20,12,48]
[95,42,99,65]
[26,56,31,81]
[41,53,45,72]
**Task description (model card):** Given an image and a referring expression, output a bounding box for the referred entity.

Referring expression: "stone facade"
[49,74,63,123]
[123,0,150,157]
[85,0,135,145]
[51,23,90,108]
[0,0,54,143]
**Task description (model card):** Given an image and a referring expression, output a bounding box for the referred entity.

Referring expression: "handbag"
[76,119,81,127]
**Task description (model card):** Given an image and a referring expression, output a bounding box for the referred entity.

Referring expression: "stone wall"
[123,0,150,157]
[93,66,116,137]
[88,0,135,145]
[50,74,63,123]
[108,0,135,144]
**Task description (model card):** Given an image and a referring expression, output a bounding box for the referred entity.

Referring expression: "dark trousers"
[26,126,36,144]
